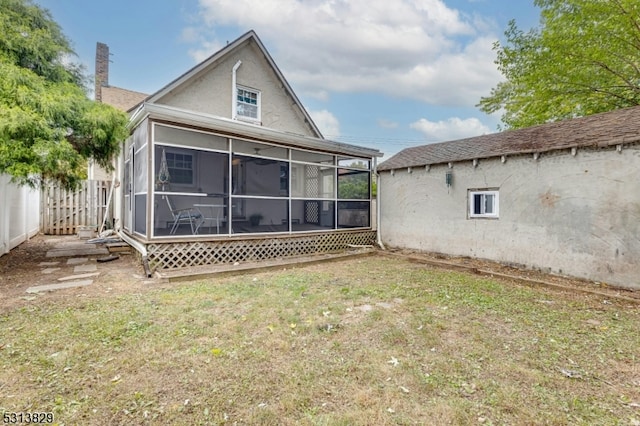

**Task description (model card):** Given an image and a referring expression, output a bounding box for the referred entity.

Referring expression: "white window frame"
[164,149,196,188]
[236,85,261,123]
[469,189,499,219]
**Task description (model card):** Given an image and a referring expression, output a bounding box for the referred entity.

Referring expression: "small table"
[193,204,225,234]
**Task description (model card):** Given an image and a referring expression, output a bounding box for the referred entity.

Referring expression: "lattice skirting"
[146,230,377,270]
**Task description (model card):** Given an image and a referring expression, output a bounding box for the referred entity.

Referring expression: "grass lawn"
[1,255,639,425]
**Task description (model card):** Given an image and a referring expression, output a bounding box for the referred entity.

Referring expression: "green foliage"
[371,173,377,197]
[337,172,370,199]
[337,161,374,199]
[0,0,128,189]
[478,0,640,130]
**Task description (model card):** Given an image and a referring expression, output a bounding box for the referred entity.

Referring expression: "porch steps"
[45,242,108,258]
[106,242,133,254]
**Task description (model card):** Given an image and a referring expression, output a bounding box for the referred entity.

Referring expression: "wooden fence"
[41,180,112,235]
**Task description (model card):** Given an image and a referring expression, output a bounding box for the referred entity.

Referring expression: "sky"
[36,0,541,159]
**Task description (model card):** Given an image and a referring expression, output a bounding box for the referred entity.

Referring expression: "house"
[377,106,640,289]
[113,30,381,270]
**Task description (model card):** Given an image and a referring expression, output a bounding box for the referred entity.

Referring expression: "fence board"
[0,174,40,256]
[41,180,112,235]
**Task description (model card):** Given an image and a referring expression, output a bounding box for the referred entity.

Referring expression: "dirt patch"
[381,248,640,302]
[1,235,638,315]
[0,234,153,313]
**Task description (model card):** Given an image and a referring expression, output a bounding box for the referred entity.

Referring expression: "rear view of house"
[114,31,381,270]
[378,106,640,289]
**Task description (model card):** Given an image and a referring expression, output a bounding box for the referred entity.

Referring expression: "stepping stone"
[53,242,98,249]
[67,257,89,265]
[73,264,97,273]
[41,268,61,274]
[58,272,100,282]
[26,280,93,293]
[46,248,108,258]
[39,261,60,266]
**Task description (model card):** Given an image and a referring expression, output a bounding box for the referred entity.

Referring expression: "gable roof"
[101,86,148,112]
[142,30,323,138]
[378,105,640,171]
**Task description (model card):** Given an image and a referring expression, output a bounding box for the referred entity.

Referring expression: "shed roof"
[129,102,382,159]
[378,105,640,171]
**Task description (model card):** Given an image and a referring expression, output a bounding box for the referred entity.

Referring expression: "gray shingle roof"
[378,105,640,171]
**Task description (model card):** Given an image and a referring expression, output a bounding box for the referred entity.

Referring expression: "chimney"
[95,42,109,102]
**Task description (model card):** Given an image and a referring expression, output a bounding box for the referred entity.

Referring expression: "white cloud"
[302,89,330,102]
[410,117,492,142]
[190,0,502,108]
[186,36,225,63]
[180,26,200,43]
[309,109,341,137]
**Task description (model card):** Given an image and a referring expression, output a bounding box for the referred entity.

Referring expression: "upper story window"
[236,86,260,122]
[469,189,499,219]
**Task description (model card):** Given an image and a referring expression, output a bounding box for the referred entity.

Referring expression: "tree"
[0,0,128,189]
[478,0,640,130]
[337,161,374,199]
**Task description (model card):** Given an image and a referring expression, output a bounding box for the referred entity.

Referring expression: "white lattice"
[147,230,376,270]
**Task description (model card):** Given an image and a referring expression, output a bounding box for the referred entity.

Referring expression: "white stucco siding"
[156,43,315,137]
[379,146,640,289]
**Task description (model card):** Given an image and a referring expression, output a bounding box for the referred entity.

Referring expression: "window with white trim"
[236,86,260,121]
[165,151,194,185]
[469,190,499,218]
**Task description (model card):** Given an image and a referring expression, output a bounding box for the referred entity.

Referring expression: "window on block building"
[469,189,499,218]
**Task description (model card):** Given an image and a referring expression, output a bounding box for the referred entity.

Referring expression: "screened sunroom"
[120,104,380,269]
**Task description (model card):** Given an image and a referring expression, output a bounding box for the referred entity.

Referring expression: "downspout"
[117,230,152,278]
[231,60,242,119]
[374,157,386,250]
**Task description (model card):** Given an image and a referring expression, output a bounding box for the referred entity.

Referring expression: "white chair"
[194,204,224,234]
[165,197,201,234]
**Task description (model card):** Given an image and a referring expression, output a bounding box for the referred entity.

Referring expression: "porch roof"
[129,102,382,160]
[378,105,640,171]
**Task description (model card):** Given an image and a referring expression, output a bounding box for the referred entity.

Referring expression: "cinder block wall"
[379,145,640,289]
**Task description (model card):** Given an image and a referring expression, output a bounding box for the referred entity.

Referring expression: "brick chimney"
[95,42,109,102]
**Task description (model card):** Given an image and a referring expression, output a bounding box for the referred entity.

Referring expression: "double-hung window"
[236,86,260,121]
[469,189,499,218]
[165,151,194,186]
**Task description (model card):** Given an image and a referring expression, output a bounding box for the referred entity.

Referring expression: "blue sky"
[36,0,541,158]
